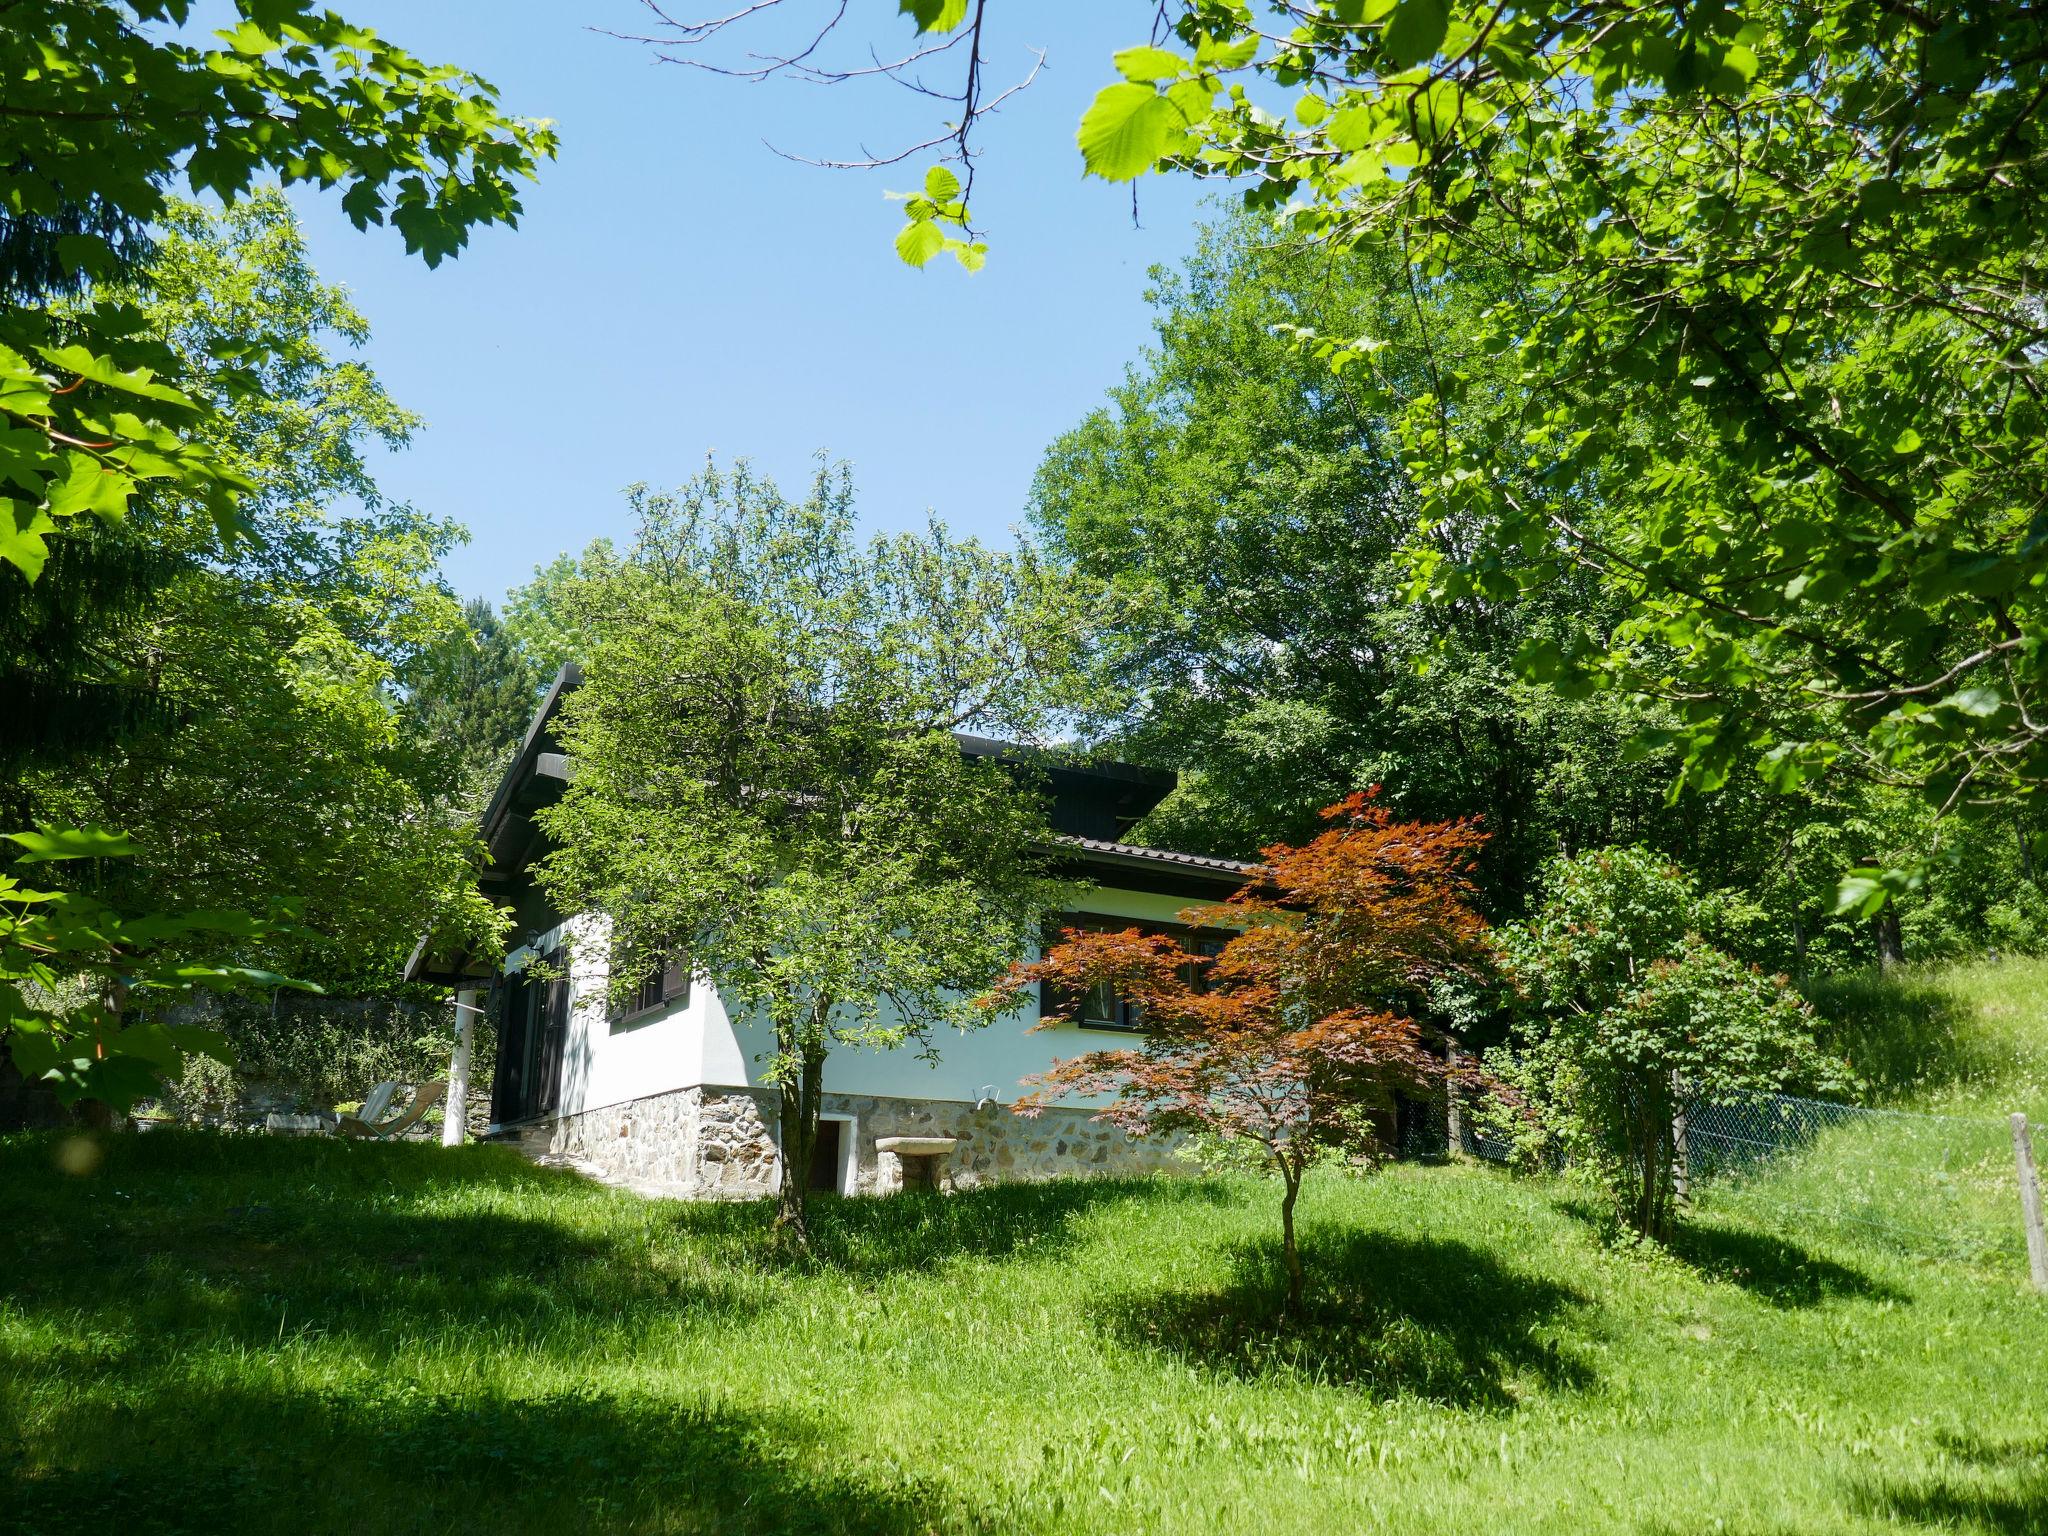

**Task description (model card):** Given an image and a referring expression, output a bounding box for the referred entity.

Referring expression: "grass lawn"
[3,963,2044,1535]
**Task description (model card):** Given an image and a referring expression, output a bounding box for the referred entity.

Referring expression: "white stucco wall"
[537,885,1204,1118]
[522,914,708,1120]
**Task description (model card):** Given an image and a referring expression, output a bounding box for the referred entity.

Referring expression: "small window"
[610,943,690,1033]
[1043,914,1231,1034]
[1184,931,1228,992]
[1078,976,1141,1032]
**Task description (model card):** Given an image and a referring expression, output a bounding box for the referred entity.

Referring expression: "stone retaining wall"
[539,1083,1184,1197]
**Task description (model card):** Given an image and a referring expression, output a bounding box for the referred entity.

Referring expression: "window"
[1077,976,1140,1032]
[1044,914,1232,1034]
[610,940,691,1033]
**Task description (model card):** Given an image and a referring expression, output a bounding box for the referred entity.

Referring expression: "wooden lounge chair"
[337,1080,446,1139]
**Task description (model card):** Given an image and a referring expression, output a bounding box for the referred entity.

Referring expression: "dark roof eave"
[1057,836,1257,897]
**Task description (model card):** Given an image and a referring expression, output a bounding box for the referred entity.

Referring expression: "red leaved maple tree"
[983,791,1493,1309]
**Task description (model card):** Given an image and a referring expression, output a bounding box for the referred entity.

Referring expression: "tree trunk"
[1872,907,1904,972]
[773,1041,826,1246]
[75,974,130,1133]
[1278,1163,1305,1314]
[1622,1074,1678,1241]
[1445,1039,1465,1160]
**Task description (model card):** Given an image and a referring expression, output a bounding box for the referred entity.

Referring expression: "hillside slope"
[6,1095,2045,1533]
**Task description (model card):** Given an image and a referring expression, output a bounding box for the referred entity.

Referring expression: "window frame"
[609,941,691,1034]
[1041,913,1233,1035]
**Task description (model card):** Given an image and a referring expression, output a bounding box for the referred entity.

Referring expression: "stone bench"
[874,1135,957,1193]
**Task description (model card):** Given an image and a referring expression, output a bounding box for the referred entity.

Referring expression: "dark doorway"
[491,952,570,1125]
[809,1119,844,1193]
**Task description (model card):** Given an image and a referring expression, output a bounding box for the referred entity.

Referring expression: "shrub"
[166,994,483,1118]
[1489,848,1853,1238]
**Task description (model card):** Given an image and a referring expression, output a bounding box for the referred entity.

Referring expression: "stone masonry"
[541,1083,1184,1198]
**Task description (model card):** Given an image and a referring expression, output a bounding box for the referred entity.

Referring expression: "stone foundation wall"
[537,1083,1183,1198]
[540,1086,778,1197]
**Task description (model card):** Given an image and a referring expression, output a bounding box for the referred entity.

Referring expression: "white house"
[409,667,1253,1197]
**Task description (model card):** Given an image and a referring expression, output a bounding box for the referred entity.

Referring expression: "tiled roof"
[1059,836,1258,878]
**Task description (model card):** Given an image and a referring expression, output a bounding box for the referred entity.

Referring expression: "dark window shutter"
[661,953,691,1006]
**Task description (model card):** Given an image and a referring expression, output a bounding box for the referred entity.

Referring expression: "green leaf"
[1940,686,2001,717]
[1078,83,1178,182]
[923,165,961,203]
[174,965,324,993]
[4,826,139,863]
[1515,635,1564,682]
[106,1022,188,1074]
[0,505,57,581]
[1832,871,1888,919]
[898,0,969,33]
[1382,0,1451,71]
[1296,93,1329,126]
[1196,34,1259,70]
[1113,45,1184,83]
[164,1025,238,1067]
[45,453,132,521]
[34,345,190,405]
[41,1052,167,1113]
[1327,105,1386,152]
[1891,427,1922,455]
[895,219,947,268]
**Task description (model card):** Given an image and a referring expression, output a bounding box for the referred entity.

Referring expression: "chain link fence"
[1678,1091,2027,1273]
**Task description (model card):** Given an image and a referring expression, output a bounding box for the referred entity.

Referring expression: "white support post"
[2011,1112,2048,1294]
[443,987,478,1148]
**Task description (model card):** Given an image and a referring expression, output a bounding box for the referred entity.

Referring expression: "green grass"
[3,961,2044,1535]
[1807,955,2048,1116]
[1674,957,2048,1273]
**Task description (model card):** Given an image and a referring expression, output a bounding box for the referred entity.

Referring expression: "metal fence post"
[2011,1112,2048,1294]
[1671,1071,1691,1210]
[1446,1041,1465,1160]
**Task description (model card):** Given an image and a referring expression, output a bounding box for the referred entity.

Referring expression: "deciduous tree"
[1490,848,1854,1239]
[633,0,2048,894]
[985,790,1491,1309]
[1,1,548,1109]
[535,460,1097,1244]
[18,194,504,994]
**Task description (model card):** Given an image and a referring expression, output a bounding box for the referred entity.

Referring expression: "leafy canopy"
[1,0,554,578]
[16,194,505,993]
[534,459,1099,1236]
[883,1,2048,890]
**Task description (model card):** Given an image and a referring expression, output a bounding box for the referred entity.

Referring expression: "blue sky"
[274,3,1213,605]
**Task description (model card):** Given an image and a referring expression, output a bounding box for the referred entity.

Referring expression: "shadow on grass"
[0,1133,1232,1363]
[1802,969,1981,1100]
[1670,1217,1908,1309]
[4,1375,977,1536]
[0,1130,760,1360]
[653,1174,1241,1280]
[1100,1225,1590,1408]
[1548,1195,1905,1311]
[1850,1431,2048,1535]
